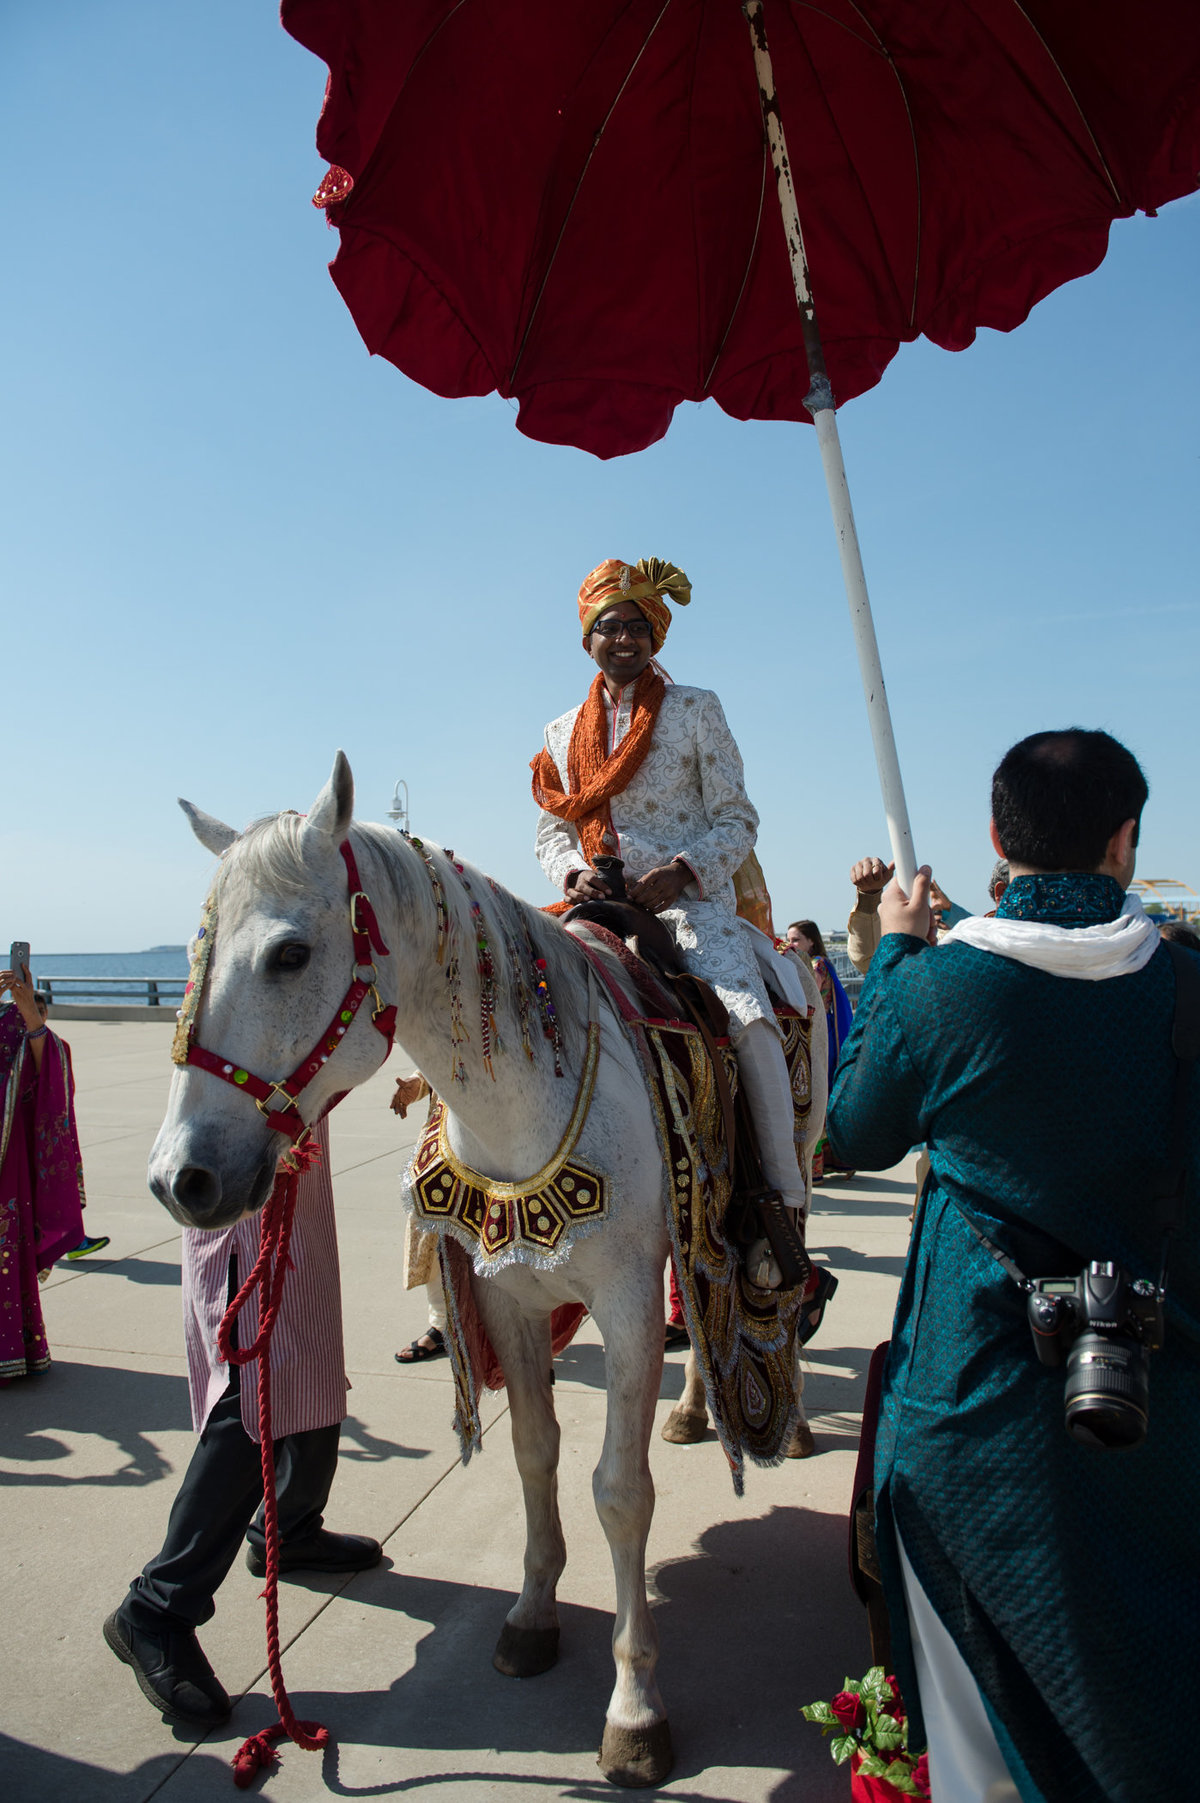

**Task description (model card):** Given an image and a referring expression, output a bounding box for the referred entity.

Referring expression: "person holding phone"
[0,955,87,1379]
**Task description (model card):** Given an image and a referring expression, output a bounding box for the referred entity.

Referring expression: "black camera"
[1026,1262,1162,1450]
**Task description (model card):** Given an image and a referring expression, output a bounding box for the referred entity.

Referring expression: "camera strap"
[943,941,1200,1305]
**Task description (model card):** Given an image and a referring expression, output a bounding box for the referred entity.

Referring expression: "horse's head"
[148,752,394,1230]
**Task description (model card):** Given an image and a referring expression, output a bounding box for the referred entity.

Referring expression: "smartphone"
[8,941,31,983]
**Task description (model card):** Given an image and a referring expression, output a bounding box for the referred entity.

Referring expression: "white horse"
[149,752,823,1787]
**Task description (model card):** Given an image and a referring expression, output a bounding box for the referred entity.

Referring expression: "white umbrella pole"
[743,0,918,894]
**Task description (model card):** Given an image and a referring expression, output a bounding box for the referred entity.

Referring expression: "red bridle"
[182,840,397,1142]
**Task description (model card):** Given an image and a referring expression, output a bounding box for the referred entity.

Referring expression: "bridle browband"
[177,839,397,1143]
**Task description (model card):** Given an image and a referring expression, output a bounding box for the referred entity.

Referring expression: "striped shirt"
[182,1114,348,1440]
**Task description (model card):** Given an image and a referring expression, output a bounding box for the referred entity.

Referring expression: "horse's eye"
[273,943,310,972]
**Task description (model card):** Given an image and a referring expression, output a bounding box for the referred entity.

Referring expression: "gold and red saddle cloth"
[407,923,816,1495]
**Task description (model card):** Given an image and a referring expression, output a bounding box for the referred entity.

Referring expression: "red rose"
[830,1690,867,1731]
[912,1752,931,1797]
[886,1674,907,1723]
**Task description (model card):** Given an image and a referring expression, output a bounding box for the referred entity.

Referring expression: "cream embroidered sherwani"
[535,683,775,1033]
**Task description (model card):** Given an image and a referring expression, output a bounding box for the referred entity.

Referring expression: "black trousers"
[125,1368,339,1634]
[125,1257,340,1635]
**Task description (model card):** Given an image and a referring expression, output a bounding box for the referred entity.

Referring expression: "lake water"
[25,948,190,1004]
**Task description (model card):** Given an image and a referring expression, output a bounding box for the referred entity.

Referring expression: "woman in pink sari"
[0,966,86,1379]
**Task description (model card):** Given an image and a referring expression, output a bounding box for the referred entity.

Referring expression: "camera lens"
[1064,1334,1149,1449]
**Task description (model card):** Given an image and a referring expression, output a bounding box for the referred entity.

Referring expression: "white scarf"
[942,891,1160,981]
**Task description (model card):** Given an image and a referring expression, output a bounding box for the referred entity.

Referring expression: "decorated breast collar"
[408,968,607,1265]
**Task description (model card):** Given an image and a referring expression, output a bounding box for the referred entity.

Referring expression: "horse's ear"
[179,799,238,857]
[304,751,355,844]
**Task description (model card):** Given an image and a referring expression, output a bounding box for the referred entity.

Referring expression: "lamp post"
[388,779,410,835]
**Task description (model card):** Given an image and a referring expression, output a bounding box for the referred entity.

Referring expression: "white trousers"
[897,1536,1021,1803]
[732,1017,807,1215]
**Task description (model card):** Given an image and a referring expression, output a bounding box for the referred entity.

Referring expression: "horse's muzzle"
[149,1155,274,1231]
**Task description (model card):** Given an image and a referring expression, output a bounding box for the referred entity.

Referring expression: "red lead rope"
[179,838,396,1785]
[219,1135,332,1787]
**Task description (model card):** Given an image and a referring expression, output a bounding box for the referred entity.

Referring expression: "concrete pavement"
[2,1019,914,1801]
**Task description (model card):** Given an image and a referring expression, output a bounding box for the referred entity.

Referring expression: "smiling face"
[586,601,655,692]
[786,925,814,957]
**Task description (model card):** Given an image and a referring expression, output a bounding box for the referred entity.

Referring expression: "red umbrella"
[283,0,1200,882]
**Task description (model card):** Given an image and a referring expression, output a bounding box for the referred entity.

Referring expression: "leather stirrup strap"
[664,972,737,1171]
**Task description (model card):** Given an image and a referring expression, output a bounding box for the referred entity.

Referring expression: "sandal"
[394,1327,447,1364]
[664,1321,690,1350]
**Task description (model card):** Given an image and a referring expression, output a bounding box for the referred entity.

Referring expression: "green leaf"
[882,1759,921,1796]
[857,1753,890,1778]
[830,1734,857,1766]
[873,1714,905,1751]
[861,1669,892,1705]
[801,1702,837,1726]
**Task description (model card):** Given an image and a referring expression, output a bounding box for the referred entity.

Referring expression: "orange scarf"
[530,667,666,868]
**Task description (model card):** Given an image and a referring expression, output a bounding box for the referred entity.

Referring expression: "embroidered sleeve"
[534,724,586,892]
[827,936,927,1166]
[675,691,759,897]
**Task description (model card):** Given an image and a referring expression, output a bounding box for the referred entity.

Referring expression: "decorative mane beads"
[522,918,565,1078]
[448,855,500,1081]
[408,836,448,966]
[490,879,535,1063]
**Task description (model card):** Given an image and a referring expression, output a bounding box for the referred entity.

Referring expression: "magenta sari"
[0,1007,86,1379]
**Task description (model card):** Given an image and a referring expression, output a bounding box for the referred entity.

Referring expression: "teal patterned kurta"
[828,877,1200,1803]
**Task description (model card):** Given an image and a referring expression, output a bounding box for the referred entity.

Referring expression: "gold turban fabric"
[577,557,692,652]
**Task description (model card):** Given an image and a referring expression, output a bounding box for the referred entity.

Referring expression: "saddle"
[564,859,810,1290]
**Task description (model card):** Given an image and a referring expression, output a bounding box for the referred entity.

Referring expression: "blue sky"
[3,3,1197,952]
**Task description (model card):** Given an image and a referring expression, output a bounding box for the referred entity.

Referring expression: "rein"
[172,835,396,1787]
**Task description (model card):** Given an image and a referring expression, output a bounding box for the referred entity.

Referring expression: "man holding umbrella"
[532,557,812,1293]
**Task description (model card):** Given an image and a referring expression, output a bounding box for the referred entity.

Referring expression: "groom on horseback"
[531,557,810,1282]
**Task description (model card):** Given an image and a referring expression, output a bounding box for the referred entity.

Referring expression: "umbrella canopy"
[284,0,1200,459]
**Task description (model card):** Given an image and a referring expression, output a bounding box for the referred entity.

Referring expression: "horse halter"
[174,840,398,1144]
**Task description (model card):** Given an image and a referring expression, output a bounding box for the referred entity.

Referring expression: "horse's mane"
[217,811,311,898]
[217,813,589,1066]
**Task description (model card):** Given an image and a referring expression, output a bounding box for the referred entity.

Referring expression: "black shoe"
[103,1605,231,1726]
[245,1528,383,1579]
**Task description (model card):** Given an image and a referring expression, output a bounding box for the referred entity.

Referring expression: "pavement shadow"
[552,1338,687,1402]
[234,1507,860,1800]
[0,1360,190,1488]
[0,1732,229,1802]
[51,1256,181,1287]
[813,1186,915,1218]
[817,1243,909,1280]
[339,1414,430,1464]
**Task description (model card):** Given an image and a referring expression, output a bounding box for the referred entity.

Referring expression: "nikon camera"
[1026,1262,1162,1450]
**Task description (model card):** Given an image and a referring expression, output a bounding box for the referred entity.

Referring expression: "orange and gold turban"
[577,557,692,653]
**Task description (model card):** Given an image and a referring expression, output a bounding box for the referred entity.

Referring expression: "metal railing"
[34,976,188,1008]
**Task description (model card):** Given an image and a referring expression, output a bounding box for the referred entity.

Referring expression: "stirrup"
[739,1192,809,1291]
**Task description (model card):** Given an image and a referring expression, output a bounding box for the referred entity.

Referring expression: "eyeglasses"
[590,616,653,640]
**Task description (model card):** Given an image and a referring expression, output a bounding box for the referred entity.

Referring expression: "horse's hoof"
[492,1621,559,1678]
[661,1406,707,1444]
[598,1718,674,1788]
[784,1420,815,1458]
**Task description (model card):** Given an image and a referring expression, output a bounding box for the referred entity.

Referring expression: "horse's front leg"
[473,1280,565,1678]
[590,1276,674,1788]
